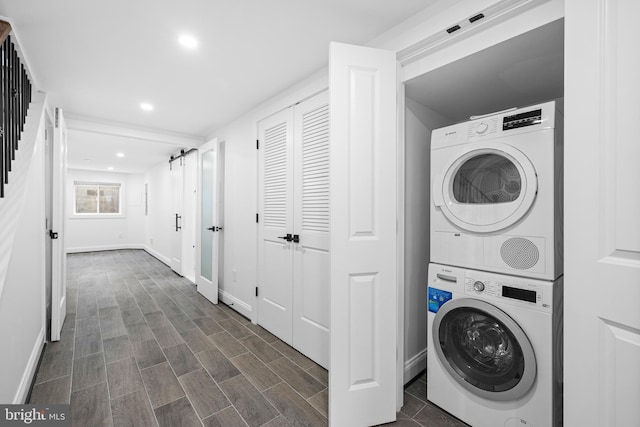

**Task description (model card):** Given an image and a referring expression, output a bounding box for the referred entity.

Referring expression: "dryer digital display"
[503,109,542,130]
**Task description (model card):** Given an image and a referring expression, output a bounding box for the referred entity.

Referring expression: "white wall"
[144,160,172,265]
[0,98,46,403]
[209,71,328,320]
[402,97,453,383]
[65,169,145,252]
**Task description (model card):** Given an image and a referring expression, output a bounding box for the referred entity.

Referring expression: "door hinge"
[256,213,259,223]
[55,107,60,128]
[256,139,259,149]
[255,287,258,297]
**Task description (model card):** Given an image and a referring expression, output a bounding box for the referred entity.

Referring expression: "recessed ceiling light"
[107,167,114,171]
[140,102,154,112]
[116,152,125,158]
[179,34,198,50]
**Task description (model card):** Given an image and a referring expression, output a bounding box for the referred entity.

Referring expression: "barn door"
[329,42,398,426]
[170,158,184,274]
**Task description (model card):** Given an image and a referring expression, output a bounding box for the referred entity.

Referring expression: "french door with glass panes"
[257,90,330,368]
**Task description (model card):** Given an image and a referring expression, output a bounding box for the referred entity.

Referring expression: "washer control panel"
[464,277,544,307]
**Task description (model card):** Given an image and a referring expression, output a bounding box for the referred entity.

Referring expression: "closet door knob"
[277,234,292,242]
[292,234,300,243]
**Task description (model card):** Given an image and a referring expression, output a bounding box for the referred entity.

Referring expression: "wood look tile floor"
[29,250,465,427]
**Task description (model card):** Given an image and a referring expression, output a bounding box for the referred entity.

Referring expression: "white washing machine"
[427,263,563,427]
[430,101,563,280]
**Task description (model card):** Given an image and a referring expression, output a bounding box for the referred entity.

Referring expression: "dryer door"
[432,142,537,233]
[432,298,536,402]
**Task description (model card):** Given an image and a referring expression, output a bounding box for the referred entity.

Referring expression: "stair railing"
[0,20,33,198]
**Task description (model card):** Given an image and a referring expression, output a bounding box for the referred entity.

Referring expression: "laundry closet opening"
[401,17,564,387]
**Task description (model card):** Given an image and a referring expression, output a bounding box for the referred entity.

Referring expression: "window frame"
[71,181,125,219]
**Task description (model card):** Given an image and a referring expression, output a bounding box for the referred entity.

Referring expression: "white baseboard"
[142,246,171,267]
[404,347,427,385]
[66,243,144,254]
[218,290,252,320]
[14,327,45,403]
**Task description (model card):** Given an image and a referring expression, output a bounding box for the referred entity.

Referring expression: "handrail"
[0,21,10,46]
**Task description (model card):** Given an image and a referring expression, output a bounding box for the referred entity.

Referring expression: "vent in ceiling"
[397,0,550,65]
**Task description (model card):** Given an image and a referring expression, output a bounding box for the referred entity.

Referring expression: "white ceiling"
[0,0,432,138]
[66,130,179,174]
[405,19,564,123]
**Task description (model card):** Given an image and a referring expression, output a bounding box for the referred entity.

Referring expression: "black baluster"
[3,38,8,185]
[12,41,17,157]
[0,40,4,197]
[19,64,24,134]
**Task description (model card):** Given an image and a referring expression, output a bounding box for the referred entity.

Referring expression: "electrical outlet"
[233,269,238,282]
[150,238,154,245]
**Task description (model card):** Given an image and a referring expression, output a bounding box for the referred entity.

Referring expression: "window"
[74,182,122,215]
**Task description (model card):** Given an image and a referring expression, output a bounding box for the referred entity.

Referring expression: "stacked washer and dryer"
[427,101,564,427]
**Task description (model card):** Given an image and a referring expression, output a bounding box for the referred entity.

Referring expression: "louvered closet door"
[292,91,330,368]
[257,109,294,344]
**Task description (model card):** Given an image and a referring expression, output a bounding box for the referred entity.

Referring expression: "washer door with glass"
[432,142,537,233]
[432,298,537,402]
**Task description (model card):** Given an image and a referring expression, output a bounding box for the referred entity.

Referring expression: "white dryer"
[430,101,563,280]
[427,263,563,427]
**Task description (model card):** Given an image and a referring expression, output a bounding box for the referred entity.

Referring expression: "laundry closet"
[401,12,565,398]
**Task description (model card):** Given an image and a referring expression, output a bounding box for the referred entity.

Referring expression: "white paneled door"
[50,107,67,341]
[197,139,219,304]
[329,42,398,426]
[170,158,184,275]
[293,92,330,368]
[564,1,640,426]
[257,91,330,367]
[258,108,295,344]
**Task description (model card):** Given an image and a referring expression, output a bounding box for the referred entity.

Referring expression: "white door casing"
[257,109,294,344]
[329,42,398,426]
[197,139,219,304]
[564,0,640,426]
[293,91,330,368]
[171,158,184,275]
[50,107,67,341]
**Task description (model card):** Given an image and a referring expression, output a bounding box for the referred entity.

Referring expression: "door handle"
[175,214,182,231]
[207,226,223,232]
[292,234,300,243]
[277,233,292,242]
[49,230,59,240]
[215,226,223,231]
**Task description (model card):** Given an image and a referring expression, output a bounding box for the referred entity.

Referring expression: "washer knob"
[476,122,489,134]
[473,281,485,292]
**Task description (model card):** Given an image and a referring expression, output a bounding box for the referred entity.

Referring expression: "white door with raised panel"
[257,109,294,344]
[51,107,67,341]
[292,91,330,368]
[329,42,398,426]
[564,1,640,426]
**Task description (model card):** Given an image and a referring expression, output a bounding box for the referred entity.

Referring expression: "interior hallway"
[27,250,464,427]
